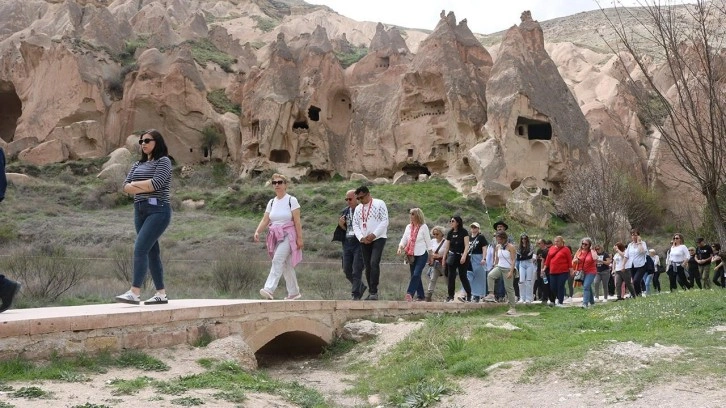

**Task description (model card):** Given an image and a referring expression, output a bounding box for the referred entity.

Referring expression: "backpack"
[645,255,655,274]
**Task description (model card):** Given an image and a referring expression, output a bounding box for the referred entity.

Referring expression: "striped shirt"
[124,157,172,203]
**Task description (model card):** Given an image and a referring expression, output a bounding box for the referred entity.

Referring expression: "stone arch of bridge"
[246,316,334,354]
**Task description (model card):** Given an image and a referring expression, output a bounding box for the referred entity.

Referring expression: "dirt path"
[1,320,724,407]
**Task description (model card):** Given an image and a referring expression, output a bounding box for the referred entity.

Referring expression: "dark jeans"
[688,268,702,289]
[567,274,574,297]
[632,265,647,296]
[361,238,386,295]
[653,271,662,292]
[406,254,427,299]
[615,269,636,299]
[549,272,569,304]
[342,237,364,297]
[133,200,171,289]
[667,264,691,290]
[714,267,725,288]
[447,259,471,300]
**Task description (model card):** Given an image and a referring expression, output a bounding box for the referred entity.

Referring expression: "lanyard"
[361,198,373,228]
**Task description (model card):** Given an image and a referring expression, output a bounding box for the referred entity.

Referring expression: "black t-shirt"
[536,247,549,272]
[695,244,713,265]
[596,251,611,273]
[468,233,488,255]
[447,227,469,254]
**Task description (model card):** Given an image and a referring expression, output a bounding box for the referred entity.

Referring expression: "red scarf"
[405,223,420,256]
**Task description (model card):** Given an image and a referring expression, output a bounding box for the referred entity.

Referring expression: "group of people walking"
[3,132,724,314]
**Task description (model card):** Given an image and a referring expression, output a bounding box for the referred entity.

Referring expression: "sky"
[304,0,659,34]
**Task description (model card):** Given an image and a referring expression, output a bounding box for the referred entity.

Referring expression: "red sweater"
[545,245,573,274]
[574,249,598,274]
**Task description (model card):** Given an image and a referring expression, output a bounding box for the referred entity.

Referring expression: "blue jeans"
[133,200,171,290]
[582,273,596,306]
[467,254,486,297]
[549,273,569,304]
[361,238,386,294]
[644,273,653,295]
[342,237,364,297]
[406,254,427,299]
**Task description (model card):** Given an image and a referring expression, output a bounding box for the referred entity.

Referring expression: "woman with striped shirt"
[116,130,173,305]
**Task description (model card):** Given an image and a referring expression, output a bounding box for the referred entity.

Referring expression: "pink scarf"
[405,223,420,256]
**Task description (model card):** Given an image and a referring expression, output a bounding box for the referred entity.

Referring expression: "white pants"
[518,260,535,302]
[263,235,300,296]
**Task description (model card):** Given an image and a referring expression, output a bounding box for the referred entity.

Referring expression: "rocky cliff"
[0,0,694,220]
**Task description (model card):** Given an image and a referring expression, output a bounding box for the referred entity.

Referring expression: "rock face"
[0,0,694,220]
[470,11,590,206]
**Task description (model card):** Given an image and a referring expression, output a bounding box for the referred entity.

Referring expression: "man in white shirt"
[352,186,388,300]
[334,190,366,300]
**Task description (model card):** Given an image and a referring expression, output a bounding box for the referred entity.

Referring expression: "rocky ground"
[1,318,725,407]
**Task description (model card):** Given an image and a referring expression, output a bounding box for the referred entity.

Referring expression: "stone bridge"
[0,299,491,361]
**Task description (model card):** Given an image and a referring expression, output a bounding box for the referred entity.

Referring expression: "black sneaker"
[0,280,21,313]
[364,293,378,301]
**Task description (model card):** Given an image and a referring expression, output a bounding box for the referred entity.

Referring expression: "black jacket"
[332,206,350,242]
[0,148,6,202]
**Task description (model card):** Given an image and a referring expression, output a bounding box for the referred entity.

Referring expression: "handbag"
[446,252,461,266]
[406,254,415,264]
[574,270,584,282]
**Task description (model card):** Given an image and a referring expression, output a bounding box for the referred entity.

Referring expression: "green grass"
[206,89,241,115]
[0,350,167,382]
[349,290,726,405]
[334,45,368,68]
[184,39,236,72]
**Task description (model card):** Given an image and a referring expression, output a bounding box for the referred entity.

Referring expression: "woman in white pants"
[254,174,304,300]
[516,234,536,304]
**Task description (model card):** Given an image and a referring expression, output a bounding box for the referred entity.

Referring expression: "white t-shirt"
[265,194,300,225]
[667,244,689,264]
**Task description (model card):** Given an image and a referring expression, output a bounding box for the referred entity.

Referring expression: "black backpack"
[645,255,655,274]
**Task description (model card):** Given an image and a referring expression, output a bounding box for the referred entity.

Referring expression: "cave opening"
[0,81,22,143]
[269,149,291,163]
[308,106,321,121]
[402,162,431,179]
[515,116,552,140]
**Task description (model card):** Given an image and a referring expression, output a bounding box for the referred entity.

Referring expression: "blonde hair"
[431,226,445,237]
[409,207,425,225]
[270,173,289,184]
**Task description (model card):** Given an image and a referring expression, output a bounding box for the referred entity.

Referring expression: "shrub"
[335,46,368,68]
[207,89,241,115]
[185,39,236,72]
[251,16,279,33]
[200,125,224,160]
[212,250,265,295]
[2,245,89,303]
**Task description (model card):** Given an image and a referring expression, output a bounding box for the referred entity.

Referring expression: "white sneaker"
[259,288,274,300]
[555,303,565,308]
[563,296,572,304]
[144,292,168,305]
[517,299,525,304]
[285,293,302,300]
[115,290,140,305]
[506,308,516,315]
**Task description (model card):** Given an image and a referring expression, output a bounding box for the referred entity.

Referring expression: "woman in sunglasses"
[116,130,172,305]
[573,237,598,308]
[254,174,303,300]
[666,233,690,290]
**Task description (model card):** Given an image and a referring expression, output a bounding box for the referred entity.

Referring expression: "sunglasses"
[271,180,285,185]
[138,138,155,145]
[356,195,365,200]
[345,198,354,201]
[673,237,680,240]
[581,243,590,246]
[449,220,456,223]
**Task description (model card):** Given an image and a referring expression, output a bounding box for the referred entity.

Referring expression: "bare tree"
[559,152,631,249]
[599,0,726,243]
